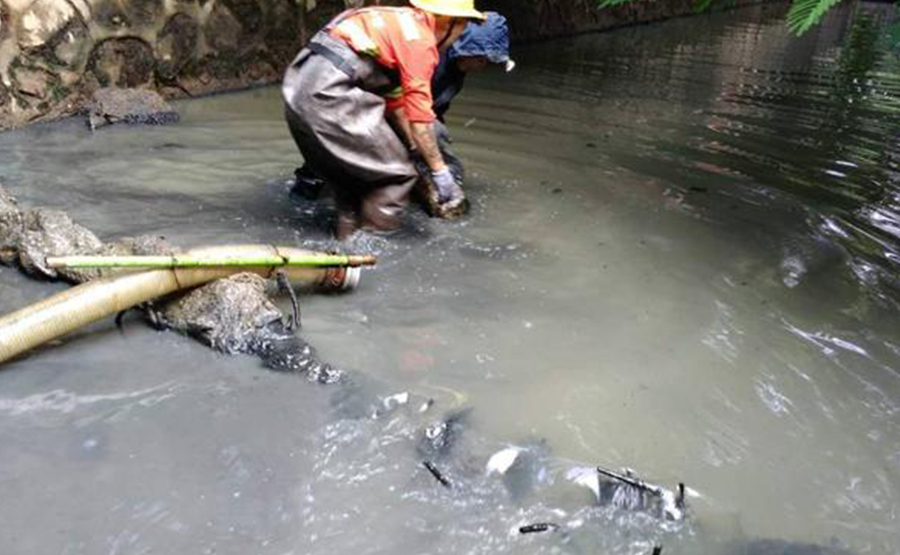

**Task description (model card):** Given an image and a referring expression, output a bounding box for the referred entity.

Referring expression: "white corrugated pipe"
[0,245,362,364]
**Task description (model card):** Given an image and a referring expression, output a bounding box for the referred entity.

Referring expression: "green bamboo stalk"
[45,253,377,270]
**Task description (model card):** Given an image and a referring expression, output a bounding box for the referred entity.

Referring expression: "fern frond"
[786,0,847,35]
[598,0,639,8]
[693,0,715,13]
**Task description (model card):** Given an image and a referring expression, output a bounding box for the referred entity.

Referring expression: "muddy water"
[2,2,900,554]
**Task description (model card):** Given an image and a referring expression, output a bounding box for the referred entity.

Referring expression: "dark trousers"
[282,33,418,239]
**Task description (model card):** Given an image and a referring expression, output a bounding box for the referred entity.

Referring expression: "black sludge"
[249,320,343,383]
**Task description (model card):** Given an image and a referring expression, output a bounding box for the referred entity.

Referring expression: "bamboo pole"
[45,253,377,270]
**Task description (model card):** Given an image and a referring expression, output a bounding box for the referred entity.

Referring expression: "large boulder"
[86,87,179,129]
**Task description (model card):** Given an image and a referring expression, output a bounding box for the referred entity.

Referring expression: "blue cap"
[448,12,512,66]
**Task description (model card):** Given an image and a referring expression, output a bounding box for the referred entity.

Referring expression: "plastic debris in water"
[382,392,409,411]
[566,466,601,499]
[486,446,523,475]
[567,466,687,521]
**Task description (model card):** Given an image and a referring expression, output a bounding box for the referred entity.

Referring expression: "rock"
[123,0,165,28]
[16,0,76,49]
[88,38,156,88]
[221,0,263,36]
[16,208,104,281]
[0,2,9,41]
[89,0,164,28]
[14,66,52,100]
[100,235,175,257]
[159,272,343,380]
[66,0,92,21]
[86,87,179,129]
[94,0,130,29]
[204,1,243,53]
[52,16,91,68]
[155,13,199,81]
[264,0,304,63]
[160,273,283,354]
[0,185,22,264]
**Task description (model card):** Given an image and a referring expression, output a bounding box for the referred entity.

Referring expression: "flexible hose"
[0,245,362,364]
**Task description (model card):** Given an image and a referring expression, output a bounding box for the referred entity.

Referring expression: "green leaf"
[786,0,848,35]
[889,20,900,52]
[693,0,715,13]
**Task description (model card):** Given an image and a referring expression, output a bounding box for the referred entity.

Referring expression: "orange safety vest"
[330,7,440,123]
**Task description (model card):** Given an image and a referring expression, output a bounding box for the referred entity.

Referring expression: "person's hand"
[431,168,458,204]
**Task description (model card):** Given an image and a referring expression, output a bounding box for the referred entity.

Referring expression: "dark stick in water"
[519,523,559,534]
[423,460,452,488]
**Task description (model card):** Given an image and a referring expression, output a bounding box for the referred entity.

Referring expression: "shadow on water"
[1,2,900,554]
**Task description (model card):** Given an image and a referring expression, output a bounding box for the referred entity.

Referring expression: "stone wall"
[0,0,769,129]
[0,0,367,128]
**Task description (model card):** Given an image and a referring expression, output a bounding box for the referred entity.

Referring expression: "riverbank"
[0,0,776,130]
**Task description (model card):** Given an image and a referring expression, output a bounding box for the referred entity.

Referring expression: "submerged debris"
[566,465,686,521]
[417,408,472,460]
[519,522,559,534]
[423,460,453,489]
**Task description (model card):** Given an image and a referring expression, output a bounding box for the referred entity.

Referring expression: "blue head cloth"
[448,12,510,64]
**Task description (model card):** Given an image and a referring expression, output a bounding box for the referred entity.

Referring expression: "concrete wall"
[0,0,770,129]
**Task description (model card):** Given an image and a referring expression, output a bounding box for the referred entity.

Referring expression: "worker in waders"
[291,12,514,220]
[282,0,486,240]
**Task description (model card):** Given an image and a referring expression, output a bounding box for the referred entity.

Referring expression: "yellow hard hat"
[410,0,486,21]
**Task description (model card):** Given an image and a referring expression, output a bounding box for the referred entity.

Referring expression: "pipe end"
[341,267,362,290]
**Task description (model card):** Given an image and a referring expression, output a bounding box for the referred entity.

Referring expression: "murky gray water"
[2,2,900,554]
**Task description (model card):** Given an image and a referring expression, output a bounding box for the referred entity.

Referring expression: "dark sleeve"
[432,55,466,122]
